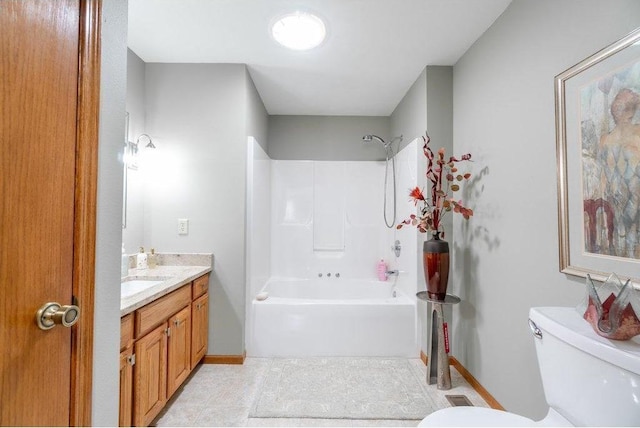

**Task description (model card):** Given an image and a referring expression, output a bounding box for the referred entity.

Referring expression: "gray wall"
[268,115,390,160]
[390,65,454,162]
[93,0,127,424]
[425,66,453,163]
[426,66,454,237]
[143,63,260,355]
[245,67,269,152]
[450,0,640,419]
[391,67,427,149]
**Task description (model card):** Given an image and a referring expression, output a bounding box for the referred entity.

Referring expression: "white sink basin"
[121,279,165,298]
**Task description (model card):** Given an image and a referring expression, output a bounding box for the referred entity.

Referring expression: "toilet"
[419,306,640,426]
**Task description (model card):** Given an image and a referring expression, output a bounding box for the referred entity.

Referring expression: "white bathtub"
[250,278,417,357]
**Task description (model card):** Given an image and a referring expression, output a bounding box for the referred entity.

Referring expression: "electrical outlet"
[178,218,189,235]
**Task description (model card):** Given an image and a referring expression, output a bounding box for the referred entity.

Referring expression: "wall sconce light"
[137,133,156,149]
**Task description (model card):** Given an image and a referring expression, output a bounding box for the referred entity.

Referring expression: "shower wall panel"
[269,142,419,284]
[312,162,346,251]
[271,160,387,278]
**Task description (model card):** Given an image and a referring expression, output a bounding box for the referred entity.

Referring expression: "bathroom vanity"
[118,258,212,427]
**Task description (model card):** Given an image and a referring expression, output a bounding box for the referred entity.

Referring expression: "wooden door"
[191,293,209,369]
[119,348,134,427]
[0,0,100,425]
[167,305,192,397]
[134,323,168,427]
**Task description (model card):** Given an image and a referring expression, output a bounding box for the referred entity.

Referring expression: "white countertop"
[120,265,212,316]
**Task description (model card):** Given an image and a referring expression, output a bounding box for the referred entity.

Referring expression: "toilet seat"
[418,407,536,427]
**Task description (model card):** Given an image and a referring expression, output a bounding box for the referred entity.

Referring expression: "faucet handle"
[391,240,401,257]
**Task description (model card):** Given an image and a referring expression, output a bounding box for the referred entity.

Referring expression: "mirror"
[123,112,129,229]
[123,112,140,230]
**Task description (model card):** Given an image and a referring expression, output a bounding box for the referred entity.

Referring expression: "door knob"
[36,302,80,330]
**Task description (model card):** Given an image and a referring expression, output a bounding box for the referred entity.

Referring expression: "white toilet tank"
[530,307,640,426]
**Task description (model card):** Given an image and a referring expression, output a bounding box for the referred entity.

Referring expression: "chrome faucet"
[385,270,399,278]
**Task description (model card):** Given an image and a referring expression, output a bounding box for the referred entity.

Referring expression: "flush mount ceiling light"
[271,11,326,51]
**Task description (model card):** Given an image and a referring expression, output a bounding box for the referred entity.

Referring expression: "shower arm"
[362,134,403,150]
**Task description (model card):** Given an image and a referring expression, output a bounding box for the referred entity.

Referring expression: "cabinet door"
[167,305,192,397]
[191,293,209,369]
[134,323,167,427]
[119,348,134,427]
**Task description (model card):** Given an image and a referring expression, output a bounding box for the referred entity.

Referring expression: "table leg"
[426,302,452,390]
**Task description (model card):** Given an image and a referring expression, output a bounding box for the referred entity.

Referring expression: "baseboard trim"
[202,352,246,365]
[420,349,428,366]
[419,350,505,411]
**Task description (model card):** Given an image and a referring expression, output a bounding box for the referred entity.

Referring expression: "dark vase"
[423,231,450,301]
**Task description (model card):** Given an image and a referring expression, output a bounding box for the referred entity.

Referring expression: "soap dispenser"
[136,246,148,269]
[148,248,157,269]
[121,243,128,277]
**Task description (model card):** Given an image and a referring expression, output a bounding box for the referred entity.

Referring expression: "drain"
[445,395,473,407]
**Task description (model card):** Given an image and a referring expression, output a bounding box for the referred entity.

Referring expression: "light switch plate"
[178,218,189,235]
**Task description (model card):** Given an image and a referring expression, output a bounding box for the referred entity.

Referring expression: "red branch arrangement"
[397,134,474,234]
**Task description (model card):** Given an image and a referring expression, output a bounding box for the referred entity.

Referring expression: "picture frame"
[555,28,640,286]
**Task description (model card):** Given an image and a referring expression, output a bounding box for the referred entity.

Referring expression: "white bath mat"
[249,358,436,420]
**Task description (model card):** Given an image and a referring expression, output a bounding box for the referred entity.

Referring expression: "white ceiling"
[128,0,512,116]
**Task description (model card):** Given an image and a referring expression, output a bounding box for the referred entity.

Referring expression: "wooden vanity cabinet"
[120,273,210,427]
[133,304,192,427]
[132,286,190,427]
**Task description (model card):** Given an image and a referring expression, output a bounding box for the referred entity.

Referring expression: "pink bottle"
[376,259,387,281]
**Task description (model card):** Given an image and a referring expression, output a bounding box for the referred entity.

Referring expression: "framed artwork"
[555,28,640,286]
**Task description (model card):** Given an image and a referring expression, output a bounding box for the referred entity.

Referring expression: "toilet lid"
[418,407,536,427]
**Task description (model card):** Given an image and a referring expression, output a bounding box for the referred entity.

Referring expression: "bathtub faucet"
[385,270,399,278]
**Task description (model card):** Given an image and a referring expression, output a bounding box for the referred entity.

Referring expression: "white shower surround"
[245,138,422,357]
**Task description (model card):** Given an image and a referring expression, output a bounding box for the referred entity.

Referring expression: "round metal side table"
[416,292,461,390]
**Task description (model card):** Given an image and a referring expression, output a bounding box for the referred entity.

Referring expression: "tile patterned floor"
[153,358,490,427]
